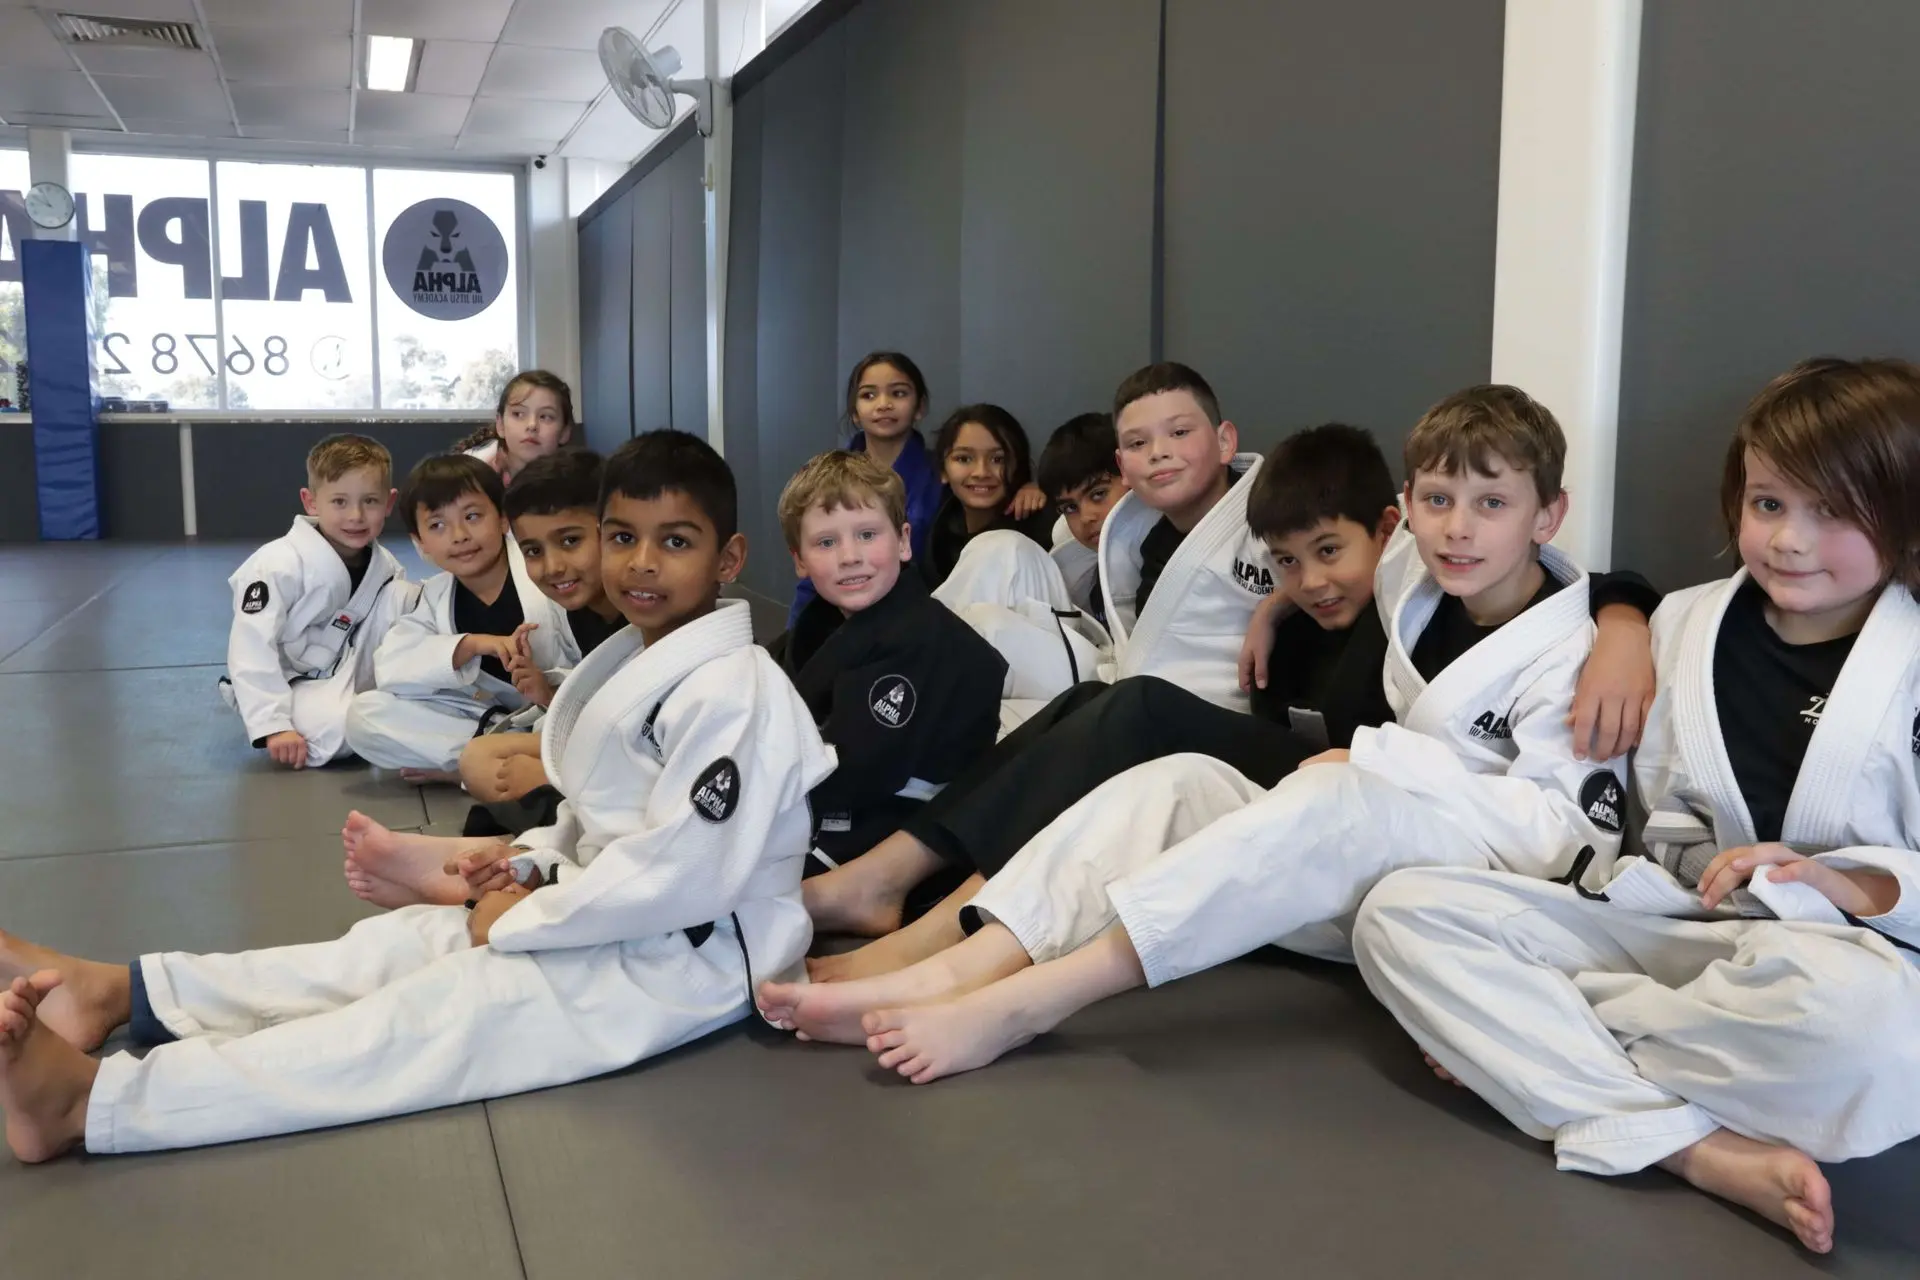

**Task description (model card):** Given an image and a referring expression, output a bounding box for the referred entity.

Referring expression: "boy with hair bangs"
[218,433,416,769]
[0,430,835,1162]
[344,453,578,779]
[765,385,1631,1080]
[1036,411,1128,625]
[777,451,1007,875]
[1353,358,1920,1255]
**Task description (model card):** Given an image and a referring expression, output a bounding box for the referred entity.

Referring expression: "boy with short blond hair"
[762,384,1634,1079]
[219,433,416,769]
[775,450,1007,875]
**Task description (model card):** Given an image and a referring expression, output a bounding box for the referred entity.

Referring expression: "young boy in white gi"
[762,385,1629,1081]
[218,434,415,769]
[0,430,835,1161]
[343,452,577,779]
[1352,358,1920,1254]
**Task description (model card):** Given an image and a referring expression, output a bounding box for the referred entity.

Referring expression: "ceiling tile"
[209,28,351,87]
[355,90,470,133]
[91,73,233,122]
[556,95,659,162]
[415,39,493,97]
[479,44,602,102]
[0,69,110,117]
[364,0,515,43]
[122,116,239,139]
[456,135,552,158]
[353,129,459,149]
[66,0,198,18]
[229,84,349,129]
[4,111,123,131]
[198,0,353,35]
[72,44,219,80]
[499,0,670,53]
[0,10,67,68]
[462,95,582,138]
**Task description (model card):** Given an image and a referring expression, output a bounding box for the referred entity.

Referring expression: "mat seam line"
[483,1102,533,1280]
[0,548,173,666]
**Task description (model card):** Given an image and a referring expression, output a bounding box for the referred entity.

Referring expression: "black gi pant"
[902,676,1316,878]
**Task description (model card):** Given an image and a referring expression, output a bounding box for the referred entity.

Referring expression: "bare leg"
[0,929,129,1052]
[756,923,1031,1046]
[863,922,1145,1084]
[802,831,948,938]
[0,973,98,1163]
[1659,1129,1835,1253]
[341,811,504,909]
[810,875,984,982]
[399,768,462,785]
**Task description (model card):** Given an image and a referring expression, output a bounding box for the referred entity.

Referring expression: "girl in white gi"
[454,369,575,483]
[0,431,834,1162]
[1352,357,1920,1254]
[219,434,415,769]
[762,386,1628,1078]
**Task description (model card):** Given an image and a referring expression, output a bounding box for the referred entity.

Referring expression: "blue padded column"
[22,239,100,540]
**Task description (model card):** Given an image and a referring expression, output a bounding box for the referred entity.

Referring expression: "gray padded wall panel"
[739,22,848,601]
[631,162,674,438]
[0,425,37,541]
[957,0,1159,432]
[668,136,710,438]
[578,195,634,452]
[192,422,481,539]
[724,87,771,597]
[98,421,183,539]
[1161,0,1502,460]
[1615,0,1920,590]
[835,0,964,431]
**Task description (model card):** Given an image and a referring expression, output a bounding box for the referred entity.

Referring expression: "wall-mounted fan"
[598,27,716,135]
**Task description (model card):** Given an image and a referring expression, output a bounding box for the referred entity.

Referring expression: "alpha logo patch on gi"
[639,701,665,759]
[330,612,354,632]
[1579,770,1625,834]
[241,581,270,614]
[690,757,740,823]
[1468,709,1512,742]
[1232,558,1276,596]
[869,675,917,728]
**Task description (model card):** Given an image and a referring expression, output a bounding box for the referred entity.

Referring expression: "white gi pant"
[89,906,750,1154]
[967,756,1488,979]
[1352,868,1920,1174]
[344,689,500,772]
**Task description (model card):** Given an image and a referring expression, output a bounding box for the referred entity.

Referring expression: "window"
[0,149,29,408]
[0,152,520,414]
[373,168,520,411]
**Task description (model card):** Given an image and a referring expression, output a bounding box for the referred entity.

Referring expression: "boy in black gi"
[776,451,1008,877]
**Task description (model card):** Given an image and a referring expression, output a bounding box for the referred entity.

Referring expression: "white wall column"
[702,0,734,454]
[527,159,580,395]
[25,129,75,242]
[1489,0,1642,570]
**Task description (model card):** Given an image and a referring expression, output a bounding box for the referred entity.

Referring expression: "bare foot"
[1423,1051,1466,1087]
[863,989,1035,1084]
[0,930,127,1052]
[802,866,906,939]
[399,768,461,785]
[0,974,97,1163]
[757,964,955,1046]
[1663,1129,1835,1253]
[341,811,492,908]
[809,919,958,984]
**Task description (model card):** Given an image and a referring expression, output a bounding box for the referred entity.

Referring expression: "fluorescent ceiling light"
[366,35,417,92]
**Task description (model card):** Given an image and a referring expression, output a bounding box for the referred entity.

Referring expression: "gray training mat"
[0,543,1914,1280]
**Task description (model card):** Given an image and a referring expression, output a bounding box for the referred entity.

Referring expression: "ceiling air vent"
[54,13,203,50]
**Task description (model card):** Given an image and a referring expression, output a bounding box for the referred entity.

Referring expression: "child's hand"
[1694,843,1899,914]
[1005,483,1048,521]
[455,632,522,669]
[467,883,530,947]
[1300,748,1350,768]
[446,848,517,896]
[508,650,557,708]
[1239,592,1283,691]
[1570,604,1655,761]
[264,730,309,769]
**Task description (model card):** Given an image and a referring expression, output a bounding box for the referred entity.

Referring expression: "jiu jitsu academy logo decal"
[1232,557,1275,596]
[330,612,353,631]
[381,199,509,320]
[869,675,917,728]
[690,757,739,823]
[1579,770,1625,834]
[1468,708,1512,741]
[241,581,269,614]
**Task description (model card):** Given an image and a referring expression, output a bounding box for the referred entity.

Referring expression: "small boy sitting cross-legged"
[0,430,834,1162]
